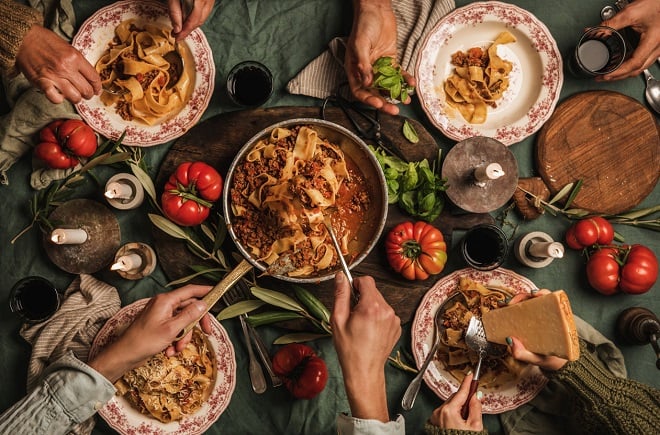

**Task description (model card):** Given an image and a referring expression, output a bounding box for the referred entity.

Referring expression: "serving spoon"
[643,69,660,115]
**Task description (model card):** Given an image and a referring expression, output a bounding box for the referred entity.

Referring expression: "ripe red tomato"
[385,221,447,280]
[34,119,98,169]
[161,161,223,226]
[272,343,328,400]
[565,217,614,250]
[586,248,620,295]
[619,245,658,295]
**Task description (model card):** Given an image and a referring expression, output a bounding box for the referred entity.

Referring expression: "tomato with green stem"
[385,221,447,280]
[161,161,222,226]
[272,343,328,399]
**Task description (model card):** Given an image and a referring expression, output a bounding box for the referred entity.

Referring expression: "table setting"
[0,0,658,434]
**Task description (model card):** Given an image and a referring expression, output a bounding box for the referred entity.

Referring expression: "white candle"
[51,228,88,245]
[110,253,143,272]
[528,241,565,259]
[104,181,133,200]
[474,163,505,182]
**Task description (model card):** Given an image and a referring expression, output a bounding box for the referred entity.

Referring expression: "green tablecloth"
[1,1,658,434]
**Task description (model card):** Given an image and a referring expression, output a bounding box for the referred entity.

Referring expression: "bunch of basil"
[371,146,448,222]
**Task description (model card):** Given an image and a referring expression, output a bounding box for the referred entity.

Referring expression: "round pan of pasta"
[415,1,562,145]
[89,299,235,434]
[411,267,547,413]
[223,118,388,283]
[72,0,214,146]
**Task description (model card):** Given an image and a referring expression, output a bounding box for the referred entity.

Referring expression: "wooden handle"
[175,259,253,340]
[460,379,479,420]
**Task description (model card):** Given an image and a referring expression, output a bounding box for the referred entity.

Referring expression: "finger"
[508,336,548,365]
[448,372,474,404]
[467,390,483,423]
[331,272,352,327]
[199,313,213,334]
[168,284,213,304]
[167,0,184,34]
[78,61,102,96]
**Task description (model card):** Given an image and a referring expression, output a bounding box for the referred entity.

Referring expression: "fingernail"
[466,370,473,376]
[336,272,345,283]
[476,391,483,401]
[531,288,539,295]
[506,337,513,345]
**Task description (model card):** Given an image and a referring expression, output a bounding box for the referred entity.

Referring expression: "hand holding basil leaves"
[371,56,415,103]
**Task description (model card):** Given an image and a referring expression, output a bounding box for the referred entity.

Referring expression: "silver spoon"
[643,69,660,115]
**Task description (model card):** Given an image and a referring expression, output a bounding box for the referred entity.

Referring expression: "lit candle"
[51,228,88,245]
[110,253,143,272]
[528,241,565,259]
[474,163,505,183]
[104,181,133,200]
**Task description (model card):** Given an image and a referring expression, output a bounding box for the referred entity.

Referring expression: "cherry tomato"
[586,248,620,295]
[34,119,98,169]
[385,221,447,280]
[565,217,614,249]
[272,343,328,400]
[619,245,658,295]
[161,161,223,226]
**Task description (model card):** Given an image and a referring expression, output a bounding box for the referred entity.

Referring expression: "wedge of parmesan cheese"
[481,290,580,361]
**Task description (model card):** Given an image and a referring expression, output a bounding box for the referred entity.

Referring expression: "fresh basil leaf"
[399,191,417,215]
[402,120,419,143]
[402,164,419,191]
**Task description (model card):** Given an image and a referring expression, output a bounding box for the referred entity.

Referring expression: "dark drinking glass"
[9,276,61,323]
[226,61,273,107]
[461,224,508,271]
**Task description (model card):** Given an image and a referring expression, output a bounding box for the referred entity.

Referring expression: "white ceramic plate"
[415,1,562,145]
[89,299,236,434]
[72,0,215,146]
[411,268,547,413]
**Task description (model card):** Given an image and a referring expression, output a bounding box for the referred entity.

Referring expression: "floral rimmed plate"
[411,268,547,413]
[415,1,562,145]
[89,298,236,434]
[72,0,215,146]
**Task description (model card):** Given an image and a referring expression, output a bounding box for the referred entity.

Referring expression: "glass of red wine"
[226,60,273,107]
[461,224,509,271]
[9,276,61,323]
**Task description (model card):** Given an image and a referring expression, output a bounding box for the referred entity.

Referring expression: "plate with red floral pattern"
[72,0,214,146]
[90,298,235,434]
[415,1,562,145]
[411,268,547,413]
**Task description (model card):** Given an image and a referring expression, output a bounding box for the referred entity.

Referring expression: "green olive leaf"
[245,311,304,327]
[251,285,306,312]
[402,120,419,143]
[273,332,331,344]
[215,300,265,320]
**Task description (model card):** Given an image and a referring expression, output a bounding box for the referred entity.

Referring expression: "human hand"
[88,284,213,382]
[15,25,101,104]
[331,273,401,421]
[428,373,484,431]
[168,0,215,41]
[505,289,568,372]
[599,0,660,81]
[345,0,416,115]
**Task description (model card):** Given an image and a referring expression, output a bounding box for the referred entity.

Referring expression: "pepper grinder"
[615,307,660,370]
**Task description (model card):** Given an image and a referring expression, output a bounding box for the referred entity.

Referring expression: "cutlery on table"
[224,284,267,394]
[643,69,660,115]
[322,210,359,305]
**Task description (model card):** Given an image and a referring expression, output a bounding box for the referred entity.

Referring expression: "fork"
[224,284,267,394]
[236,280,283,387]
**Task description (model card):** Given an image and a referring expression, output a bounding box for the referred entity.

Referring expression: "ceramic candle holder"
[104,173,145,210]
[514,231,565,268]
[112,242,157,280]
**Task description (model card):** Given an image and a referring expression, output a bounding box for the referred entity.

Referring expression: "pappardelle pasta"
[437,277,526,388]
[114,327,215,423]
[96,19,193,125]
[230,125,370,277]
[444,31,516,124]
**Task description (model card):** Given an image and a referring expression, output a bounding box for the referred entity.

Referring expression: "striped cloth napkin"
[286,0,456,100]
[20,274,121,435]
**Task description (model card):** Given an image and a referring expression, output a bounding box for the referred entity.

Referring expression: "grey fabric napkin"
[20,274,121,435]
[500,315,627,435]
[0,0,80,187]
[286,0,456,100]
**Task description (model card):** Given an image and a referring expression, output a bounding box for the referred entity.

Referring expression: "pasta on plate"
[230,125,370,277]
[96,19,193,125]
[438,277,526,389]
[114,327,215,423]
[444,31,516,124]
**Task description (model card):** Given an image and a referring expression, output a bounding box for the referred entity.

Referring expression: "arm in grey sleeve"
[0,352,116,435]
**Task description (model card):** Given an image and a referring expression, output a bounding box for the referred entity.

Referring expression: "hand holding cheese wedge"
[482,290,580,365]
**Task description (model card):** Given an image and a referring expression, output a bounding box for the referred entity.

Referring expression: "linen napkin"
[20,273,121,435]
[0,0,80,187]
[286,0,456,100]
[500,315,627,435]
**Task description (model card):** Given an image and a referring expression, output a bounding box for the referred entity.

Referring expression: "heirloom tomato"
[619,244,658,295]
[272,343,328,400]
[34,119,98,169]
[565,217,614,250]
[161,161,222,226]
[385,221,447,280]
[586,248,620,295]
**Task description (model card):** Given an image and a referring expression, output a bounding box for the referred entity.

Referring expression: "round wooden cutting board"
[535,90,659,215]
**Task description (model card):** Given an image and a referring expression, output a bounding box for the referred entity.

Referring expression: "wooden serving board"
[154,106,493,323]
[535,91,659,215]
